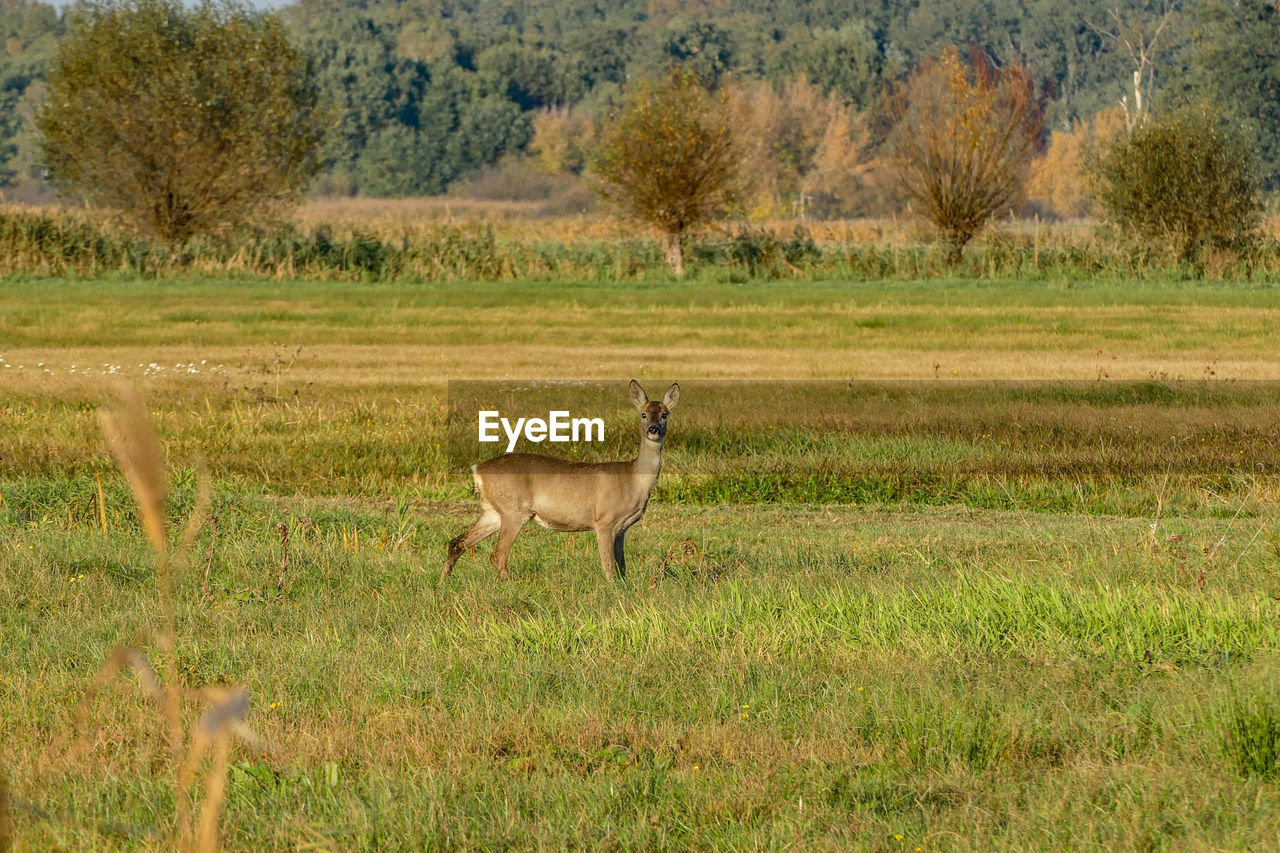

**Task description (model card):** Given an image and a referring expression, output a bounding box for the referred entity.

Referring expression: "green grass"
[6,379,1280,517]
[6,501,1280,849]
[4,277,1280,376]
[5,276,1280,850]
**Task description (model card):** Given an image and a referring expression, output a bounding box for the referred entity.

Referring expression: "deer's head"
[629,379,680,445]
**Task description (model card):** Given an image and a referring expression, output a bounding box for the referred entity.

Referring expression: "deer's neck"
[630,436,664,484]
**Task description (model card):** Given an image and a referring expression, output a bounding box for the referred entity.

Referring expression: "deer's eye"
[661,412,668,419]
[641,413,647,419]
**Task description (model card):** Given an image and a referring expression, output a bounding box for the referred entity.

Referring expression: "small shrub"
[784,226,821,265]
[1087,105,1261,264]
[727,227,783,276]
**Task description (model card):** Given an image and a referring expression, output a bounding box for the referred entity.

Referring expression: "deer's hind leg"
[490,513,531,580]
[442,508,501,583]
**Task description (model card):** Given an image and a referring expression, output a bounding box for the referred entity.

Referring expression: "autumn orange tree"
[728,77,871,219]
[528,105,598,176]
[590,71,740,275]
[1026,106,1126,219]
[887,46,1041,262]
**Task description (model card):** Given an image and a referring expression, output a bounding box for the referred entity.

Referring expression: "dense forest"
[1,0,1277,208]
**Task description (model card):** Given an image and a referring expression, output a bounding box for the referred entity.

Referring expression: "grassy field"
[4,276,1280,850]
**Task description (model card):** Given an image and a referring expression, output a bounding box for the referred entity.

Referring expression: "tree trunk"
[662,231,685,276]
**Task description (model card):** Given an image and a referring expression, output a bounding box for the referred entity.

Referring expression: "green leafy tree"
[38,0,325,240]
[304,21,432,175]
[1187,0,1280,190]
[769,22,888,107]
[646,18,734,87]
[355,87,530,197]
[1086,104,1260,263]
[563,24,629,87]
[476,41,586,109]
[0,0,63,189]
[590,71,740,276]
[448,96,531,169]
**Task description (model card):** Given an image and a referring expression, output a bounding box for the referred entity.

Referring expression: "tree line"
[26,0,1257,279]
[4,0,1279,201]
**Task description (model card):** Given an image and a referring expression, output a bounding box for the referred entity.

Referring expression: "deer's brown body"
[443,380,680,583]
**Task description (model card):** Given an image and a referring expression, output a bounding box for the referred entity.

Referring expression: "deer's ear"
[629,379,648,410]
[662,383,680,411]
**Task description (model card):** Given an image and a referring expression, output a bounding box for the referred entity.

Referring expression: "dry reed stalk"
[181,468,211,554]
[201,514,220,600]
[177,686,256,851]
[98,388,167,557]
[75,649,258,850]
[98,386,182,779]
[1204,487,1254,567]
[1148,467,1171,552]
[194,736,233,853]
[276,521,292,590]
[1228,521,1272,579]
[76,647,167,721]
[80,385,256,852]
[649,537,704,589]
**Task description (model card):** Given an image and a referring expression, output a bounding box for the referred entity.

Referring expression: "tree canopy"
[5,0,1278,202]
[1184,0,1280,190]
[38,0,326,239]
[887,46,1041,260]
[590,71,740,274]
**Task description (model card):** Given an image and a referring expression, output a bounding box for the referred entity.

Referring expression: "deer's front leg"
[595,526,620,580]
[612,528,627,579]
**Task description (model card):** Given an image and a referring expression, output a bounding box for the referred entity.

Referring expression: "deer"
[442,379,680,584]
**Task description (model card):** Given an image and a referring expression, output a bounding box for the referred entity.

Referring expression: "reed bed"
[1,204,1278,281]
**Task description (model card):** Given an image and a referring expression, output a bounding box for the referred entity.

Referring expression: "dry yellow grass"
[4,276,1280,394]
[10,196,1280,247]
[290,197,1059,246]
[293,198,1280,245]
[5,344,1280,396]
